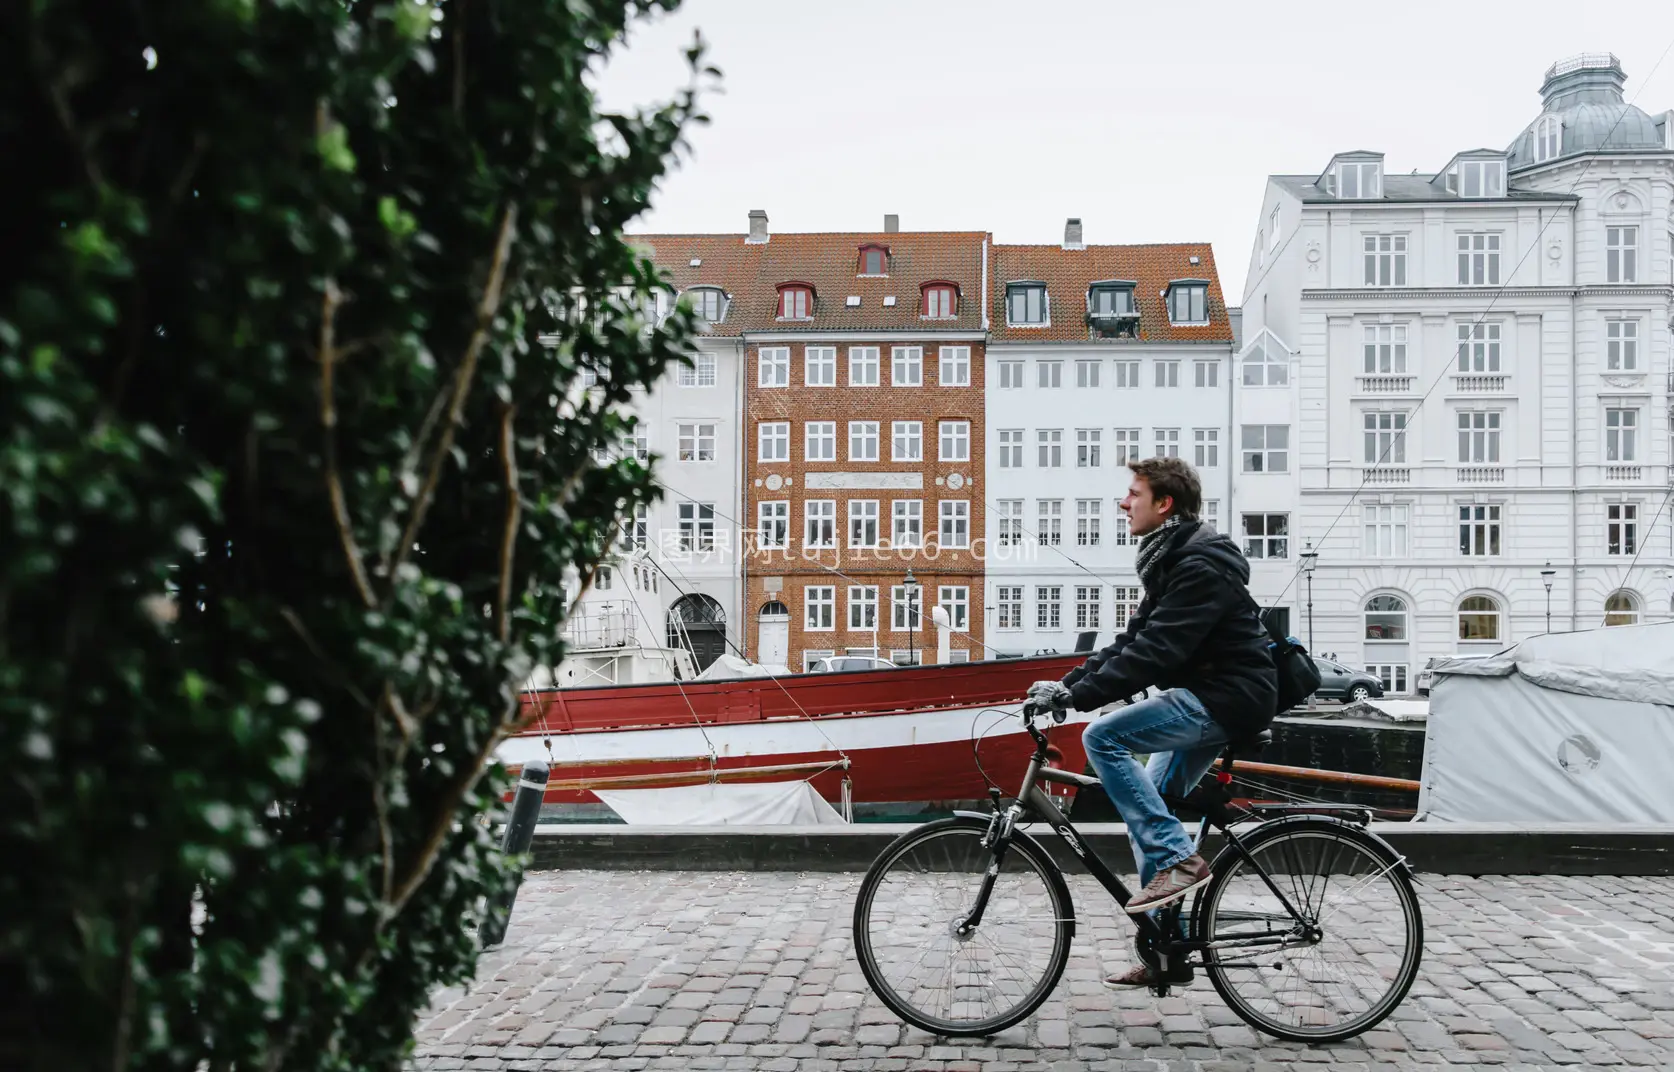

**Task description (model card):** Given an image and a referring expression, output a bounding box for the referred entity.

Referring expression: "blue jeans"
[1081,688,1229,888]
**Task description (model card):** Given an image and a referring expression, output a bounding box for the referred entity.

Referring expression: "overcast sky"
[592,1,1674,301]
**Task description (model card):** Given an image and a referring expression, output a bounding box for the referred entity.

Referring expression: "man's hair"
[1128,456,1202,520]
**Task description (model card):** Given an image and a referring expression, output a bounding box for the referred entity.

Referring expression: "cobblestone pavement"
[415,871,1674,1071]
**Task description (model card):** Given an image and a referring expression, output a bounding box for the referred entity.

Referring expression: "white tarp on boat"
[691,653,793,681]
[593,780,846,825]
[1416,622,1674,823]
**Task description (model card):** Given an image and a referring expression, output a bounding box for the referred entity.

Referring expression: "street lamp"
[1299,543,1318,652]
[1540,563,1557,634]
[903,568,920,666]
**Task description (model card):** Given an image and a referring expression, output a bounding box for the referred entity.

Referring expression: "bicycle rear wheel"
[1196,818,1423,1043]
[852,817,1074,1037]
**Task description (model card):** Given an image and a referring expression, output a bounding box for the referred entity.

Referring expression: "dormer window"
[1328,158,1382,199]
[921,282,958,319]
[1534,115,1562,163]
[1087,281,1138,339]
[1166,281,1208,326]
[1006,282,1048,326]
[858,244,889,276]
[1447,158,1505,198]
[776,283,813,321]
[685,286,727,325]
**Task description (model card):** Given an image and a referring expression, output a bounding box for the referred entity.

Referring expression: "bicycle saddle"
[1224,728,1273,755]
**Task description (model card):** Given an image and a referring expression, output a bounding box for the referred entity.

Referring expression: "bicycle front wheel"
[852,817,1074,1037]
[1196,818,1423,1043]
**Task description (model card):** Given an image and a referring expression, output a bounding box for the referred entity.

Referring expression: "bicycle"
[852,695,1424,1043]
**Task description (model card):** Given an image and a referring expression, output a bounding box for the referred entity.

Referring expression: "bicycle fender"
[1209,814,1415,881]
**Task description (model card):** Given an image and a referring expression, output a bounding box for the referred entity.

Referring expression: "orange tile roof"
[989,243,1233,344]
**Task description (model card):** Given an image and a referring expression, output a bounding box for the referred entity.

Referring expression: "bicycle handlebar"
[1020,697,1069,726]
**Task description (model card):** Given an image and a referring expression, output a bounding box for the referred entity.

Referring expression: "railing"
[1458,466,1505,484]
[1363,467,1411,484]
[1606,465,1643,482]
[561,605,636,650]
[1452,374,1507,393]
[1357,375,1413,394]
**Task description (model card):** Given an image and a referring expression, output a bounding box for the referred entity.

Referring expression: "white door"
[758,612,790,667]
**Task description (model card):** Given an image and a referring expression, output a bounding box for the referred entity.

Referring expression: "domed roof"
[1507,54,1668,170]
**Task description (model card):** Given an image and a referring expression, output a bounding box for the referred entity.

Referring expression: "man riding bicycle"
[1028,456,1277,988]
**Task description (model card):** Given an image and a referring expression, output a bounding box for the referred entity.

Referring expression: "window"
[805,421,836,462]
[1452,159,1505,198]
[1607,503,1638,556]
[1152,428,1179,459]
[939,500,970,548]
[1363,235,1407,287]
[805,586,835,631]
[1535,115,1561,162]
[757,500,789,549]
[1076,498,1102,546]
[1269,207,1281,250]
[758,421,789,462]
[1363,594,1408,641]
[891,499,922,548]
[677,502,715,551]
[847,585,878,630]
[1193,428,1219,468]
[1364,325,1408,374]
[1242,341,1288,386]
[889,346,922,387]
[1148,360,1180,389]
[678,352,717,387]
[1458,505,1501,556]
[1336,160,1381,199]
[626,433,650,462]
[1241,425,1289,472]
[1075,586,1101,630]
[805,346,836,386]
[997,429,1023,468]
[1194,360,1219,388]
[1457,411,1501,463]
[1038,360,1062,388]
[848,500,879,548]
[676,422,716,462]
[923,284,957,318]
[1606,226,1638,283]
[778,285,811,320]
[803,649,835,672]
[1089,284,1135,317]
[995,586,1023,630]
[595,565,612,591]
[1114,360,1141,388]
[859,246,888,276]
[1168,284,1208,325]
[1077,360,1101,388]
[848,420,879,461]
[1363,411,1408,464]
[891,586,922,630]
[759,347,789,387]
[1075,428,1101,468]
[1457,323,1501,372]
[891,420,922,462]
[1113,429,1141,466]
[1112,511,1135,546]
[1036,586,1062,630]
[890,649,922,667]
[1007,283,1048,325]
[996,499,1023,547]
[1457,595,1501,641]
[1362,503,1410,557]
[997,360,1024,389]
[1606,319,1639,371]
[1366,664,1409,694]
[939,346,971,386]
[1242,513,1289,559]
[1605,591,1640,627]
[804,500,836,548]
[1203,500,1219,532]
[1457,233,1501,286]
[938,586,969,631]
[849,346,880,386]
[1605,408,1638,462]
[687,286,727,324]
[939,420,970,462]
[1112,587,1141,631]
[1037,429,1063,468]
[620,502,649,551]
[1035,499,1064,546]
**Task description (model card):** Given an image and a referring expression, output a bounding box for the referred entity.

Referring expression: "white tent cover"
[691,653,793,681]
[593,780,846,825]
[1416,622,1674,823]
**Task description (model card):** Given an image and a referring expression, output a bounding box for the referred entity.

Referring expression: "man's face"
[1120,476,1173,536]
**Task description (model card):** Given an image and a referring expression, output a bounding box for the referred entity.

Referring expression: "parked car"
[809,655,897,673]
[1310,658,1386,703]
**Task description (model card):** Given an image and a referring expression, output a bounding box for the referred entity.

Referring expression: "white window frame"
[891,420,922,462]
[1363,234,1408,287]
[1194,359,1219,388]
[1534,115,1562,163]
[757,500,789,549]
[1037,499,1062,546]
[757,421,789,462]
[891,346,922,387]
[997,360,1024,389]
[804,346,836,387]
[758,347,789,388]
[1076,498,1102,547]
[1457,233,1502,286]
[1606,226,1638,284]
[995,585,1023,630]
[1037,360,1062,389]
[996,499,1023,547]
[1242,343,1288,386]
[1241,425,1288,473]
[1037,428,1063,468]
[1457,594,1501,641]
[938,500,970,549]
[1076,428,1101,468]
[676,421,717,463]
[1077,359,1101,388]
[1458,505,1502,557]
[677,501,716,551]
[1362,503,1410,557]
[1112,586,1141,631]
[939,420,970,462]
[997,429,1023,468]
[1366,664,1410,695]
[848,420,879,462]
[1605,407,1639,462]
[1606,502,1638,556]
[938,346,971,387]
[1114,360,1141,389]
[1154,428,1180,459]
[890,586,923,631]
[848,346,880,387]
[804,500,836,549]
[1363,411,1408,465]
[1453,159,1505,198]
[1242,513,1289,559]
[1457,410,1501,464]
[923,285,957,319]
[677,351,718,388]
[1113,428,1141,466]
[938,586,969,632]
[804,586,835,631]
[1075,586,1101,631]
[1155,359,1180,388]
[891,499,922,548]
[847,585,878,631]
[805,420,836,462]
[1606,318,1639,371]
[847,499,880,548]
[1336,160,1382,199]
[1456,322,1501,373]
[1193,428,1219,468]
[1364,324,1409,374]
[778,287,811,321]
[1035,586,1062,630]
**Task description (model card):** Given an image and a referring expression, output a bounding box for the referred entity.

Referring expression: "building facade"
[1240,53,1674,692]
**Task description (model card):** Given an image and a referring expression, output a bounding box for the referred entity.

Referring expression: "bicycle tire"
[852,817,1075,1037]
[1195,817,1423,1043]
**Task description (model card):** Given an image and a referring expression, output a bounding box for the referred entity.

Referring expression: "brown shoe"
[1124,855,1211,914]
[1103,962,1193,988]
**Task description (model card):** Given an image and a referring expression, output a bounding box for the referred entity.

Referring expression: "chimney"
[1063,217,1084,250]
[746,209,769,244]
[884,214,899,233]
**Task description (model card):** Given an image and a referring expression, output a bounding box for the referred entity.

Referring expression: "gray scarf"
[1134,515,1189,594]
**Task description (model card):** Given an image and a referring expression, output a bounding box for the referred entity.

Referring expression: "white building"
[1240,53,1674,693]
[985,223,1238,657]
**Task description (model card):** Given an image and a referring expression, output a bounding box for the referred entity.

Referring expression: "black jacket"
[1062,521,1278,737]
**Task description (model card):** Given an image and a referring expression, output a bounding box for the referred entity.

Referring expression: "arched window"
[684,286,727,325]
[1457,594,1501,641]
[1605,590,1640,627]
[1534,115,1562,163]
[857,244,890,276]
[1363,594,1408,641]
[776,283,813,320]
[921,282,958,318]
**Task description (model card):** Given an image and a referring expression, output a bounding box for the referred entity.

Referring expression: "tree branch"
[278,606,373,710]
[494,403,520,643]
[319,278,378,608]
[386,204,518,589]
